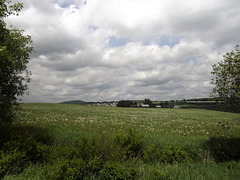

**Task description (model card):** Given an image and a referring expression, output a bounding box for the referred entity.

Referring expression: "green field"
[1,103,240,179]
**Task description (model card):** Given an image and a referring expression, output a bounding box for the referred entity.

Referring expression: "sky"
[6,0,240,103]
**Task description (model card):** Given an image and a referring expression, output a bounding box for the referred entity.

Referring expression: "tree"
[117,100,137,107]
[0,0,34,125]
[211,45,240,112]
[143,98,154,108]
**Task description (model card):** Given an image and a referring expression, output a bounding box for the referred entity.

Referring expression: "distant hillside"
[60,100,86,105]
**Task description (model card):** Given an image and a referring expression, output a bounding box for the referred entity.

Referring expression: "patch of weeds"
[45,158,87,180]
[113,128,144,160]
[143,144,193,164]
[150,168,166,180]
[0,134,52,178]
[160,145,193,164]
[215,121,232,137]
[0,126,54,178]
[99,161,136,180]
[203,137,240,162]
[203,121,240,162]
[143,144,162,163]
[44,156,104,180]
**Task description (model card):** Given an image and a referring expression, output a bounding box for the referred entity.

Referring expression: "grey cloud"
[6,0,239,103]
[35,32,85,56]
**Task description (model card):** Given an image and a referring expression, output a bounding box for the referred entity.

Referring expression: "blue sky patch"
[159,35,182,48]
[88,25,99,31]
[56,1,73,8]
[109,36,130,47]
[184,56,197,63]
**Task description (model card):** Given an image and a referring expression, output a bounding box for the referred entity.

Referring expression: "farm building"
[141,104,150,108]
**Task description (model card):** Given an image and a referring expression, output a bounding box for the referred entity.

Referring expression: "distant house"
[156,105,161,108]
[111,102,118,107]
[141,104,150,108]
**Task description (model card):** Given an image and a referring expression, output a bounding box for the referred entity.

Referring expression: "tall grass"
[1,103,240,179]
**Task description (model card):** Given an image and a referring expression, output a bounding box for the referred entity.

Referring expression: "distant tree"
[211,45,240,112]
[144,98,154,108]
[0,0,34,125]
[160,101,169,108]
[117,100,136,107]
[182,99,186,104]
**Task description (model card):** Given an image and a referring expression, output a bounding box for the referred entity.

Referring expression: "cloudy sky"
[7,0,240,102]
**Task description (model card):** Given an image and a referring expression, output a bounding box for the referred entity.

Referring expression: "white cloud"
[6,0,240,102]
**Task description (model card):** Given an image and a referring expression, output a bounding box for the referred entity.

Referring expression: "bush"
[204,137,240,162]
[99,161,136,180]
[0,148,26,178]
[160,145,192,164]
[0,132,53,178]
[143,144,192,164]
[149,168,166,180]
[73,137,97,160]
[44,156,104,180]
[113,129,144,160]
[51,158,87,180]
[143,144,162,163]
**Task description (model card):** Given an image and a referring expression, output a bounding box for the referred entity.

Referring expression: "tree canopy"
[211,45,240,112]
[0,0,34,124]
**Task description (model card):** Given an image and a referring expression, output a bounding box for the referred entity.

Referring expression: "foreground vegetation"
[1,103,240,179]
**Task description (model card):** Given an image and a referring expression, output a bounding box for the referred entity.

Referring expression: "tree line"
[117,99,172,108]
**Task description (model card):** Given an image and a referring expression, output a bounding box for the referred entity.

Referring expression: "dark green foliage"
[0,133,52,178]
[4,122,240,179]
[43,153,104,180]
[160,145,192,164]
[99,161,136,180]
[144,98,154,108]
[149,168,166,180]
[215,121,232,137]
[0,0,23,17]
[45,158,87,180]
[0,0,34,125]
[117,100,137,107]
[204,137,240,162]
[73,138,97,160]
[143,144,162,163]
[0,125,54,178]
[211,44,240,113]
[114,129,144,160]
[95,134,112,160]
[143,144,192,164]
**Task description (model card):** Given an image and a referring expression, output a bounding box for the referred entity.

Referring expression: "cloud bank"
[7,0,240,102]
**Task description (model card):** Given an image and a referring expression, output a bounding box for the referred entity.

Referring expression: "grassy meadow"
[1,103,240,179]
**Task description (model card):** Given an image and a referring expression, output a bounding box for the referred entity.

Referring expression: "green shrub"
[52,137,98,162]
[113,129,144,160]
[143,144,162,163]
[0,149,26,178]
[44,158,86,180]
[160,145,192,164]
[95,134,112,160]
[99,161,136,180]
[150,168,166,180]
[0,133,53,178]
[204,137,240,162]
[143,144,192,164]
[74,137,97,160]
[44,156,104,180]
